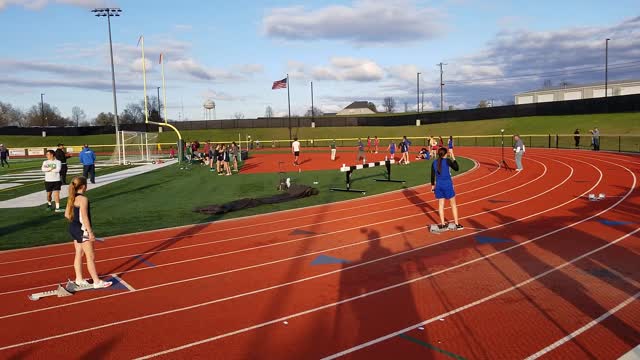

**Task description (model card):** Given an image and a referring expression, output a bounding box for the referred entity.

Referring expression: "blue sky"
[0,0,638,121]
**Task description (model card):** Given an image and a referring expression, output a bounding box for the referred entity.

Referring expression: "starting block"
[28,284,72,301]
[429,224,446,234]
[588,193,606,201]
[28,279,95,301]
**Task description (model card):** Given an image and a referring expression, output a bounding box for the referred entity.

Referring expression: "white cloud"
[263,0,444,45]
[311,57,384,81]
[173,24,193,31]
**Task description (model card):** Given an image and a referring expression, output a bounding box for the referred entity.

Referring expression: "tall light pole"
[40,93,45,126]
[157,86,161,121]
[605,38,610,98]
[416,72,421,113]
[92,7,122,164]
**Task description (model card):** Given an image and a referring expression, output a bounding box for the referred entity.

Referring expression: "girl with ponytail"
[430,147,463,231]
[65,176,112,289]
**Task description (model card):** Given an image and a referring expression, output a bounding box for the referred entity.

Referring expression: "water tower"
[203,99,216,120]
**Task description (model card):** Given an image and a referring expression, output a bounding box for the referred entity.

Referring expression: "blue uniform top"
[431,158,459,186]
[448,138,453,149]
[79,147,96,165]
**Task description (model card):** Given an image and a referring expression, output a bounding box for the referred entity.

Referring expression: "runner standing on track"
[431,147,463,231]
[357,138,366,163]
[65,176,112,289]
[367,136,372,153]
[447,135,454,156]
[330,139,337,161]
[513,135,525,171]
[387,140,396,161]
[292,137,301,165]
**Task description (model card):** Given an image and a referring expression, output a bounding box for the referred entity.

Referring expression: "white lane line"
[323,228,640,360]
[0,157,532,277]
[0,157,543,284]
[111,274,136,292]
[0,154,490,264]
[0,156,597,347]
[525,291,640,360]
[618,345,640,360]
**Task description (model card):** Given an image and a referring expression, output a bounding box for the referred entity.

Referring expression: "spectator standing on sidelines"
[0,144,9,168]
[574,129,580,148]
[79,144,96,184]
[513,135,525,171]
[42,150,63,212]
[230,141,240,172]
[55,143,71,184]
[374,136,380,154]
[357,138,366,163]
[367,136,372,153]
[592,127,600,151]
[292,137,301,165]
[330,139,337,161]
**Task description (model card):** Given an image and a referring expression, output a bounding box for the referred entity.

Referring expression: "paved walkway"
[0,160,176,209]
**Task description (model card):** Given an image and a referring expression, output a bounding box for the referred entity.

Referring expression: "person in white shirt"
[292,137,301,165]
[42,150,63,212]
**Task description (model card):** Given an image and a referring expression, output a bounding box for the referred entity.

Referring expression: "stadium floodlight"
[92,7,123,164]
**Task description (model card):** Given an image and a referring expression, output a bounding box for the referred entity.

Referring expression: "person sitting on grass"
[416,148,430,160]
[431,147,463,231]
[65,176,112,289]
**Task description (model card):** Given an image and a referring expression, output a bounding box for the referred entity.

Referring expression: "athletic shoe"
[516,168,522,172]
[437,224,448,231]
[54,208,64,213]
[455,224,464,230]
[93,280,113,289]
[75,279,90,287]
[45,204,53,211]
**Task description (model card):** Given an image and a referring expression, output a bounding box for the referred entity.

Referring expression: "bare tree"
[0,101,24,126]
[71,106,86,127]
[382,97,396,113]
[25,103,68,126]
[304,106,324,117]
[264,106,274,118]
[94,112,114,126]
[366,102,377,113]
[234,112,245,119]
[476,100,489,108]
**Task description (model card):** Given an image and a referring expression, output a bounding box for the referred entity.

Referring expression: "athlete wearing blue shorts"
[430,148,463,231]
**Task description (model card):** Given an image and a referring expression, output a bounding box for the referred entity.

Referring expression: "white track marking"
[618,345,640,360]
[111,274,136,292]
[524,291,640,360]
[0,155,490,264]
[0,157,533,278]
[0,157,544,287]
[0,154,483,258]
[0,155,608,348]
[322,228,640,360]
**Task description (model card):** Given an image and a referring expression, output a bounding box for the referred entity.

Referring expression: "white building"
[336,101,377,116]
[515,79,640,105]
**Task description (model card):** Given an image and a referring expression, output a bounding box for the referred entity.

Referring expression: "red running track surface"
[0,148,638,360]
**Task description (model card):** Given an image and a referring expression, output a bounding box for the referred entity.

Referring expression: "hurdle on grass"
[331,158,404,194]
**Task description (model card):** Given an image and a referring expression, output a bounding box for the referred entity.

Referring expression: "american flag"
[272,78,287,90]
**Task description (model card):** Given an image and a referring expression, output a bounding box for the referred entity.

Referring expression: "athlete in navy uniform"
[430,147,463,231]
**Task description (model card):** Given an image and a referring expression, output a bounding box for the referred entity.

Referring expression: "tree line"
[0,96,163,127]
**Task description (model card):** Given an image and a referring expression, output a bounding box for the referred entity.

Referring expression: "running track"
[0,147,638,359]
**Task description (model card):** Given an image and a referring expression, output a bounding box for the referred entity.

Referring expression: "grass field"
[1,113,638,149]
[0,157,474,250]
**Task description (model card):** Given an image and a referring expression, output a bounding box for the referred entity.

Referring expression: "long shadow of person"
[474,204,640,354]
[332,227,426,357]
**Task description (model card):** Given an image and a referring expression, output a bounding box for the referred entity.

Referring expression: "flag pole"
[287,73,292,141]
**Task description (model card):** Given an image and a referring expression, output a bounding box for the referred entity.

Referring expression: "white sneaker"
[75,279,90,286]
[93,280,113,289]
[516,168,522,172]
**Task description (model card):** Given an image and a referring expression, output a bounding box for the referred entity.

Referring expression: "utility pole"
[310,81,315,126]
[416,72,421,113]
[40,93,45,126]
[421,91,424,112]
[437,62,447,112]
[605,38,610,98]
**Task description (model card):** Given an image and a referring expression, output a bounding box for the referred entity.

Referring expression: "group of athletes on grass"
[184,140,241,175]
